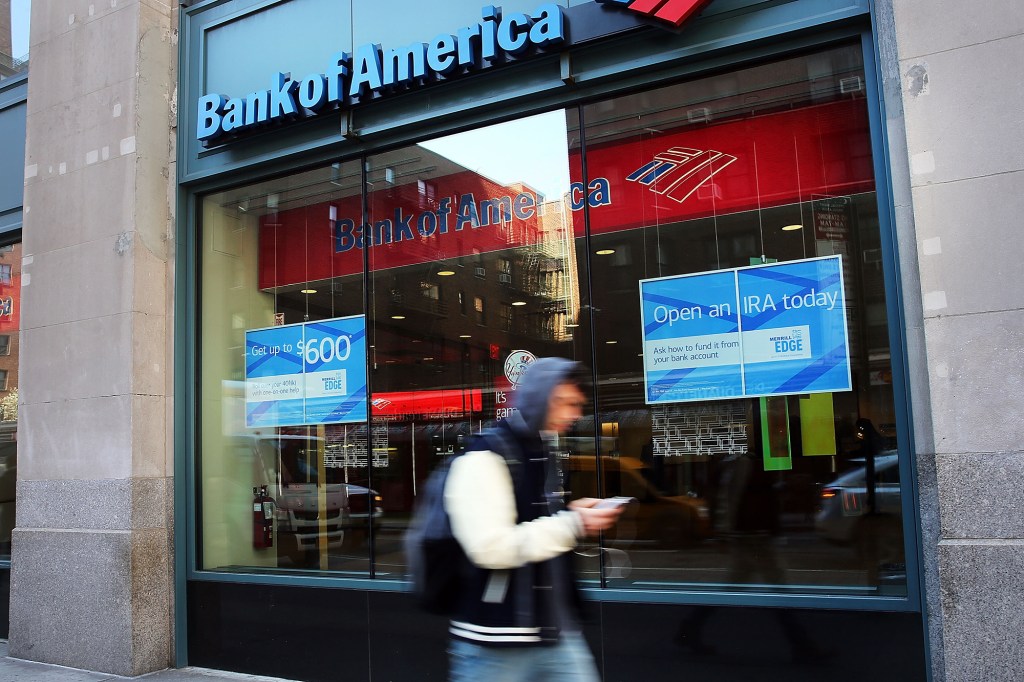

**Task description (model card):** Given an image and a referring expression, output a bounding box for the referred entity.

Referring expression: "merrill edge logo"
[595,0,713,27]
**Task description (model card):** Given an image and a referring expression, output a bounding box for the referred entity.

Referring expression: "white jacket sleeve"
[444,449,583,570]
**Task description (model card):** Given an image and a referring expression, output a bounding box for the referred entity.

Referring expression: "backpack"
[403,455,467,615]
[405,429,519,615]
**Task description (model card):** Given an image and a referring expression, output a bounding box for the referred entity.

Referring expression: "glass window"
[194,44,908,598]
[473,296,485,325]
[1,1,30,79]
[572,44,906,597]
[199,161,368,573]
[363,110,585,579]
[197,110,584,576]
[0,240,20,561]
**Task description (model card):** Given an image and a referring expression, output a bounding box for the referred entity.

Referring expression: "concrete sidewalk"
[0,642,297,682]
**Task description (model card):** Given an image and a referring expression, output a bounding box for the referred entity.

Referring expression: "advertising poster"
[640,255,851,404]
[640,269,743,403]
[245,315,367,427]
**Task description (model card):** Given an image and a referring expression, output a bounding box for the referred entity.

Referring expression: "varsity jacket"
[443,358,587,647]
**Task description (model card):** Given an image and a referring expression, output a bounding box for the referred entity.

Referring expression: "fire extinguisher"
[253,485,274,549]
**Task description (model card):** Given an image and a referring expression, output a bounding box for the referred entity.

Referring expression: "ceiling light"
[781,224,803,231]
[512,300,527,306]
[459,334,472,339]
[391,314,406,320]
[606,340,618,344]
[595,249,615,255]
[437,270,455,276]
[300,289,317,294]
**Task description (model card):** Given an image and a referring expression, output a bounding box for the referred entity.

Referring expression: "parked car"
[566,455,710,547]
[815,452,902,543]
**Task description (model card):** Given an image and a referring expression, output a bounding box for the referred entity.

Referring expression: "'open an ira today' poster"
[639,255,851,404]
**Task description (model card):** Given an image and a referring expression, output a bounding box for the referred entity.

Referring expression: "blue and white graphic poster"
[737,256,851,397]
[639,255,851,404]
[301,315,368,425]
[245,315,367,427]
[640,270,743,403]
[245,325,306,427]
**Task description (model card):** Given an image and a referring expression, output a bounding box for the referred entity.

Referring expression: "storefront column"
[885,0,1024,680]
[9,0,176,675]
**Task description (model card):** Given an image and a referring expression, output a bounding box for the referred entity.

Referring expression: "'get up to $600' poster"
[244,315,367,427]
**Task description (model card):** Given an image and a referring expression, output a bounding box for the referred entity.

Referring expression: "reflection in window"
[192,45,908,600]
[1,0,30,79]
[0,240,19,561]
[574,43,906,598]
[473,296,485,325]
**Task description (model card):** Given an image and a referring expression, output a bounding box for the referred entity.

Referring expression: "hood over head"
[510,357,589,434]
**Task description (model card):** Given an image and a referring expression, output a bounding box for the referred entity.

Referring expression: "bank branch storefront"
[178,0,927,678]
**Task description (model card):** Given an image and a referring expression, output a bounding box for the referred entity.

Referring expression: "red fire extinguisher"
[253,485,274,549]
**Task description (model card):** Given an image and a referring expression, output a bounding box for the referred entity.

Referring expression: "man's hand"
[569,497,624,536]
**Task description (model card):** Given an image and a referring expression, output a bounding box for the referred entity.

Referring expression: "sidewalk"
[0,642,297,682]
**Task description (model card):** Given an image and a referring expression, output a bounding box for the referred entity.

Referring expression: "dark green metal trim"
[175,0,926,618]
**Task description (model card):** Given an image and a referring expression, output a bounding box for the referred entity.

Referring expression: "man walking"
[444,358,623,681]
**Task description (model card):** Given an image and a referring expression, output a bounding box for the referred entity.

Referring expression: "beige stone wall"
[10,0,178,675]
[883,1,1024,680]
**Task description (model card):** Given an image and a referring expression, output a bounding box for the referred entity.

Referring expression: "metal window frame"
[174,0,924,666]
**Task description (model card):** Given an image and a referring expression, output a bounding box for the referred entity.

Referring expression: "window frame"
[177,28,922,616]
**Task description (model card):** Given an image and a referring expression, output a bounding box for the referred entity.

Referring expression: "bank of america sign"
[196,0,712,144]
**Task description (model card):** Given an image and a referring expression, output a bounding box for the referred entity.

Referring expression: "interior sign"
[197,4,565,144]
[639,255,851,404]
[245,315,367,427]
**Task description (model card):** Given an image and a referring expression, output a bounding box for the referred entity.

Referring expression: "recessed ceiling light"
[512,301,527,306]
[606,340,618,344]
[595,249,615,255]
[437,270,455,276]
[300,288,317,294]
[391,314,406,320]
[781,224,803,231]
[459,334,472,339]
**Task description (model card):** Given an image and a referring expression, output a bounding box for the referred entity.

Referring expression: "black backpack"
[405,430,521,615]
[403,455,466,615]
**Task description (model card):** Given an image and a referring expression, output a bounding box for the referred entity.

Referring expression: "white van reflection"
[236,434,383,560]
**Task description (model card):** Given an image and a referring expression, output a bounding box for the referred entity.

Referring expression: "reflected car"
[815,452,902,543]
[342,483,384,521]
[275,482,349,553]
[274,483,384,557]
[566,455,711,547]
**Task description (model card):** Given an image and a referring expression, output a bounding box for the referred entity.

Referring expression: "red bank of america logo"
[596,0,713,27]
[626,148,736,204]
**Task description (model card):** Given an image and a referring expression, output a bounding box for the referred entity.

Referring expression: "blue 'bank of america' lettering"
[333,181,612,253]
[197,4,565,143]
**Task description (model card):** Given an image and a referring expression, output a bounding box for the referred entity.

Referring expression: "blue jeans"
[448,632,600,682]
